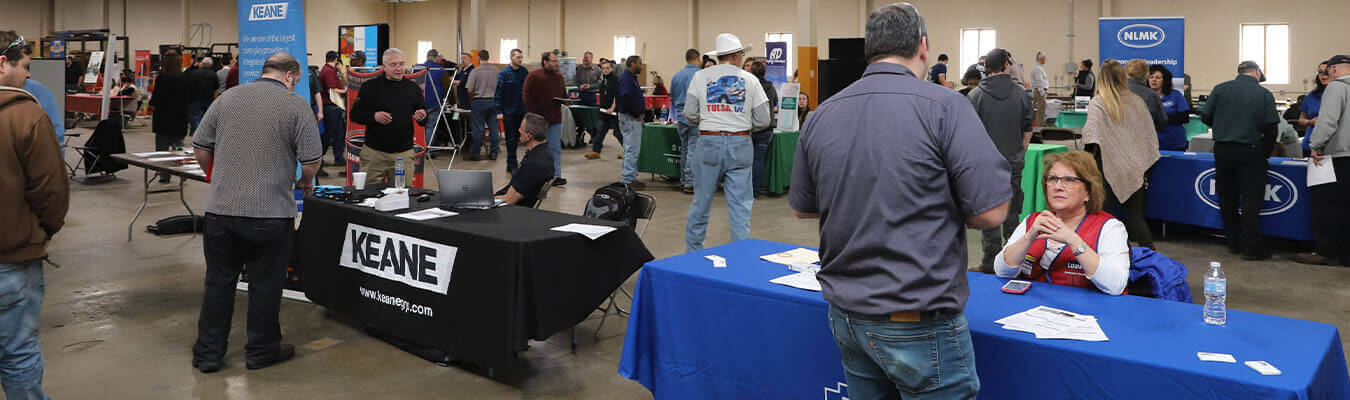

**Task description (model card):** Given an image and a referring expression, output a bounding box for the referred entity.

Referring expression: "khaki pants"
[1033,88,1047,127]
[359,148,416,184]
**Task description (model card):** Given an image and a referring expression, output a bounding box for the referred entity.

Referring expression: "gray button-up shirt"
[575,63,603,92]
[790,62,1011,314]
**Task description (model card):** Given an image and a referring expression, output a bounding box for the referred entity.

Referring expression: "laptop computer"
[435,170,495,210]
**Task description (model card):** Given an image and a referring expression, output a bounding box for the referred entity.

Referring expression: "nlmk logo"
[1193,168,1299,216]
[1117,24,1166,48]
[248,2,288,21]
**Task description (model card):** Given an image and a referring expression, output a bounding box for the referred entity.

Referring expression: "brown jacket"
[0,86,69,262]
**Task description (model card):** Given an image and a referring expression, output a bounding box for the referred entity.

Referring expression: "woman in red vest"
[994,151,1131,295]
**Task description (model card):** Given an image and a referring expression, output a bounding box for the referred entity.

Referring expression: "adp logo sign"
[1193,168,1298,216]
[1117,24,1166,48]
[248,2,288,21]
[769,47,785,62]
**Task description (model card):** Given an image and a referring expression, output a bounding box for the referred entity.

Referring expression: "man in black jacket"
[1125,59,1167,134]
[967,48,1034,273]
[349,48,426,184]
[187,56,219,133]
[1199,61,1280,260]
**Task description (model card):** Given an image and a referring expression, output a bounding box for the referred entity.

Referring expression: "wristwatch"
[1072,243,1089,256]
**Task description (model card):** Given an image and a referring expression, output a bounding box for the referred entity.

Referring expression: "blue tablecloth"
[1147,151,1313,241]
[619,239,1350,400]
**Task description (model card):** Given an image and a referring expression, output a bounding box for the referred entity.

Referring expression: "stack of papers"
[770,271,821,292]
[995,306,1108,341]
[550,223,617,240]
[396,208,458,221]
[761,248,819,265]
[148,156,190,162]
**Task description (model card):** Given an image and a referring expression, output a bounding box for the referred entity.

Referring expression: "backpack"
[582,182,638,227]
[146,215,204,235]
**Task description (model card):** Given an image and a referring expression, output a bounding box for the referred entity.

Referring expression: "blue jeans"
[676,121,699,189]
[684,135,753,252]
[619,114,643,183]
[321,104,347,163]
[592,115,619,152]
[469,99,500,157]
[751,129,772,193]
[547,123,563,177]
[0,260,47,400]
[827,305,980,400]
[188,100,210,134]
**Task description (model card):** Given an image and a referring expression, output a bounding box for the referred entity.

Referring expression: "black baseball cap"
[1326,55,1350,66]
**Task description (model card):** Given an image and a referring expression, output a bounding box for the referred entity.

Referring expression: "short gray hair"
[522,113,548,142]
[384,47,405,61]
[865,3,927,62]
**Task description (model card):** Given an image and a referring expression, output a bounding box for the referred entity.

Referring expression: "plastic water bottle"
[661,105,669,123]
[1204,261,1227,325]
[394,157,406,189]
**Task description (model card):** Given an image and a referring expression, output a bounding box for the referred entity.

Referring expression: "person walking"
[667,49,703,193]
[682,33,772,252]
[1298,55,1350,266]
[968,48,1035,273]
[465,50,500,161]
[495,48,529,173]
[523,51,568,186]
[189,53,321,373]
[0,30,70,399]
[349,48,428,184]
[789,6,1010,398]
[616,55,648,190]
[1199,61,1280,260]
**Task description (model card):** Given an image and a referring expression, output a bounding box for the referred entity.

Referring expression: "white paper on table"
[1308,158,1337,187]
[1197,352,1237,363]
[760,248,820,265]
[355,198,379,208]
[1036,320,1109,341]
[705,255,727,268]
[770,271,822,292]
[148,156,190,162]
[550,223,618,240]
[1245,361,1282,375]
[133,151,172,157]
[396,208,459,221]
[997,306,1106,341]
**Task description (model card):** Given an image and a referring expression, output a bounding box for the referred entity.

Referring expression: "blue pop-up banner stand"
[237,0,310,99]
[1099,17,1185,79]
[765,41,788,89]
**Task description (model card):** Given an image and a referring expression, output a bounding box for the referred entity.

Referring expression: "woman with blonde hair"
[995,151,1130,295]
[1082,59,1160,249]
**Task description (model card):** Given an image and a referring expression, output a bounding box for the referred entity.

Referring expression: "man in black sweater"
[187,56,219,133]
[350,48,426,184]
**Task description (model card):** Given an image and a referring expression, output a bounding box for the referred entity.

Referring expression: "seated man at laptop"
[496,113,556,206]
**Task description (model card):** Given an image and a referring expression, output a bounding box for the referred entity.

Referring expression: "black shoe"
[489,154,499,160]
[552,177,567,186]
[1241,250,1271,261]
[333,159,347,167]
[464,154,482,161]
[317,169,330,177]
[246,344,296,370]
[338,171,346,177]
[192,359,223,373]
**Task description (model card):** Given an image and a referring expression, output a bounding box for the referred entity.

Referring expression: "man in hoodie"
[0,29,70,399]
[1126,59,1167,134]
[967,48,1034,273]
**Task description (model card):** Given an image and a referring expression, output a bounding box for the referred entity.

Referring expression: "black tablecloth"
[295,196,653,374]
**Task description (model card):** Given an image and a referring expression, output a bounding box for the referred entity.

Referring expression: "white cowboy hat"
[705,33,753,57]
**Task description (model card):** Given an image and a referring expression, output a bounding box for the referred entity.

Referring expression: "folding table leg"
[128,168,152,241]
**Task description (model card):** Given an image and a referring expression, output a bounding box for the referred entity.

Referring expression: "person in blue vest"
[995,151,1131,295]
[1147,65,1191,151]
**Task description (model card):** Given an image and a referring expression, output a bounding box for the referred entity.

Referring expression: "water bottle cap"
[397,157,403,161]
[1210,261,1220,268]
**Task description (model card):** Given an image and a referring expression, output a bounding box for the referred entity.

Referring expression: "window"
[499,38,518,64]
[959,28,997,74]
[1240,24,1289,84]
[765,32,794,74]
[614,35,636,62]
[416,41,433,64]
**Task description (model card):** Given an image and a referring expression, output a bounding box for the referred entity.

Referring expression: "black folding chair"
[594,192,655,337]
[71,119,127,183]
[531,177,557,209]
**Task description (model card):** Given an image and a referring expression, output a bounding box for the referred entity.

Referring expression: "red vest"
[1017,211,1124,293]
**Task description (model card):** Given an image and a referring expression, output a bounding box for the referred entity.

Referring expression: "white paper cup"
[352,172,368,190]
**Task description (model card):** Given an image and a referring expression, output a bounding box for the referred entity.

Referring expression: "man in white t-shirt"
[681,33,772,252]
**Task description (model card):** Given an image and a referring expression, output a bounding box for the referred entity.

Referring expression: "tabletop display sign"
[343,68,431,188]
[236,0,310,99]
[560,57,578,86]
[777,82,800,132]
[1099,17,1184,88]
[765,41,789,89]
[84,51,103,84]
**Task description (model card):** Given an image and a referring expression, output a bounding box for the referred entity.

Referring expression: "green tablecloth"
[1019,144,1070,220]
[1055,111,1087,129]
[1184,119,1209,139]
[766,130,801,195]
[638,123,682,177]
[569,106,600,134]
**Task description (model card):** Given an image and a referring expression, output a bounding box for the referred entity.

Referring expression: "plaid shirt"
[494,64,529,116]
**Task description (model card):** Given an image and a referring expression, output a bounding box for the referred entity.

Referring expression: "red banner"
[134,50,151,78]
[342,68,430,187]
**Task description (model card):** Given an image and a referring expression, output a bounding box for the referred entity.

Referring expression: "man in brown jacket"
[0,29,69,400]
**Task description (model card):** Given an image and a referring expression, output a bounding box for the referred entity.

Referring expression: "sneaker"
[1293,252,1331,265]
[585,151,601,160]
[552,177,568,186]
[629,181,647,190]
[246,344,296,370]
[192,358,223,373]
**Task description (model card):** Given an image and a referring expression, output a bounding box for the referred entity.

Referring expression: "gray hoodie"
[1310,75,1350,158]
[968,73,1035,164]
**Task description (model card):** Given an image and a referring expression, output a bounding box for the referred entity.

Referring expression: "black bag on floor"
[146,215,204,235]
[582,182,638,227]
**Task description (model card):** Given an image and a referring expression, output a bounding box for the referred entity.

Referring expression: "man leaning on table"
[790,4,1011,399]
[1300,55,1350,267]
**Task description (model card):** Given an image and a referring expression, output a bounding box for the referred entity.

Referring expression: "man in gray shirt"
[190,53,322,373]
[968,48,1034,273]
[790,4,1009,399]
[465,49,500,161]
[575,51,603,107]
[1302,54,1350,266]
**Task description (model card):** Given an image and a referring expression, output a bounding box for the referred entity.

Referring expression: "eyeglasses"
[1045,175,1086,187]
[0,35,24,58]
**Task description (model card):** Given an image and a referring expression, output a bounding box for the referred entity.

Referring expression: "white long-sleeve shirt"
[994,216,1131,295]
[1030,63,1049,91]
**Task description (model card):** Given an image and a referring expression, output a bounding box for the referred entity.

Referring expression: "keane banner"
[237,0,310,99]
[1099,17,1184,80]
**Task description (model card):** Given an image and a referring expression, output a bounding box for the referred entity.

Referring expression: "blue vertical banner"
[1099,17,1185,78]
[237,0,310,99]
[765,41,788,88]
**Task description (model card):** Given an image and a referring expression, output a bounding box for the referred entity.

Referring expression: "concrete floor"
[27,121,1350,399]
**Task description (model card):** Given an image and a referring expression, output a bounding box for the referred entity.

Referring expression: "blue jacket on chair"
[1128,247,1193,303]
